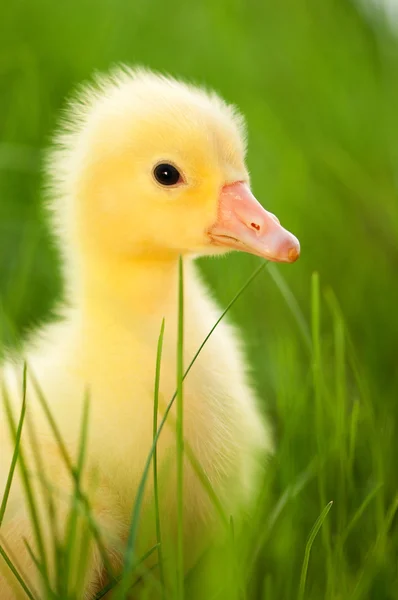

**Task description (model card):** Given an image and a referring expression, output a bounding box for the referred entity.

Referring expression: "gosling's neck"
[65,250,190,327]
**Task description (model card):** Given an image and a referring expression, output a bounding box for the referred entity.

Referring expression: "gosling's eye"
[153,163,182,186]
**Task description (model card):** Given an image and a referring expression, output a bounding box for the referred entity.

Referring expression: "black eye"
[154,163,182,186]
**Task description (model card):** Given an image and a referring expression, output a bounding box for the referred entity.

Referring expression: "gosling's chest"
[84,332,245,510]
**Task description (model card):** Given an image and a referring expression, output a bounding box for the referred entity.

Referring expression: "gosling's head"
[48,66,299,266]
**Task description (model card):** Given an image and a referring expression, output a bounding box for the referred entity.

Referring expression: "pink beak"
[208,182,300,263]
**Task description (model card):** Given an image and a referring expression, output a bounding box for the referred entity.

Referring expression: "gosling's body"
[0,262,268,597]
[0,67,299,598]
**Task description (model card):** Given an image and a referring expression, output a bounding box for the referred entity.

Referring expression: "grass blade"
[28,370,115,579]
[65,390,90,596]
[248,460,317,575]
[339,483,383,547]
[2,364,50,580]
[23,540,57,600]
[311,273,333,584]
[25,413,62,597]
[298,501,333,600]
[0,372,27,529]
[351,492,398,600]
[176,256,184,600]
[0,542,38,600]
[183,444,228,526]
[267,264,312,351]
[153,318,166,596]
[74,475,99,595]
[93,543,160,600]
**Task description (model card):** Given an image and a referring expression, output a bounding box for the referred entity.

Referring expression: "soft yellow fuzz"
[0,66,271,598]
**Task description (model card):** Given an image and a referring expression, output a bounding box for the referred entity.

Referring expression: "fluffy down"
[0,67,279,598]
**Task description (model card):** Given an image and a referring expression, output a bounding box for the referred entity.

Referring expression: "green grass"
[298,500,333,600]
[176,257,185,600]
[153,319,166,596]
[1,0,398,598]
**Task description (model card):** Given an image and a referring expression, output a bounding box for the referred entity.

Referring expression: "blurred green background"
[1,0,398,598]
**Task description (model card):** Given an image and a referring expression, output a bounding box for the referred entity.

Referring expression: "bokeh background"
[1,0,398,598]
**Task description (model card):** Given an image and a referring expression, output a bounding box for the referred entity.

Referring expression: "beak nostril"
[251,222,261,231]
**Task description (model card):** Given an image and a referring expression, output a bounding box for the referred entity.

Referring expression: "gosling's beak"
[208,182,300,263]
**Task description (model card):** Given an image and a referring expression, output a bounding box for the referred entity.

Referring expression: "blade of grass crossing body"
[176,256,184,599]
[311,274,333,587]
[182,443,228,526]
[93,543,160,600]
[74,470,100,595]
[1,364,50,581]
[0,543,38,600]
[153,318,166,596]
[116,261,268,600]
[23,539,56,599]
[65,390,90,597]
[154,394,229,526]
[28,369,79,476]
[28,369,115,579]
[24,415,61,599]
[0,369,27,528]
[154,377,236,527]
[298,501,333,600]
